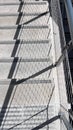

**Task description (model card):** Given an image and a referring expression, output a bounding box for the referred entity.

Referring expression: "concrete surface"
[0,0,69,130]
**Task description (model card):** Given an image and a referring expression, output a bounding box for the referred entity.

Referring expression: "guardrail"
[63,0,73,45]
[32,111,73,130]
[32,103,73,130]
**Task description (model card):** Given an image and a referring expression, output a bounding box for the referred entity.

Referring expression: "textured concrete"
[0,27,49,40]
[0,2,48,13]
[0,59,51,79]
[0,40,51,58]
[0,105,55,130]
[0,0,68,130]
[0,14,49,26]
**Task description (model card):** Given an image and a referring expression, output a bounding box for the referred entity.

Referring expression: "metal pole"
[60,112,73,130]
[63,0,73,45]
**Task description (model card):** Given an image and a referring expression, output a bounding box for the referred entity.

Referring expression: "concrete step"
[0,12,49,26]
[0,1,48,13]
[0,25,50,40]
[0,79,54,106]
[0,58,52,79]
[0,1,57,130]
[0,0,47,2]
[0,1,48,5]
[0,0,20,3]
[0,40,51,58]
[0,105,54,130]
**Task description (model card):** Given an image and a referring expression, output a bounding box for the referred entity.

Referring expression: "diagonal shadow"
[21,11,49,25]
[6,115,60,130]
[11,40,20,57]
[0,57,55,127]
[0,1,51,128]
[32,115,60,130]
[12,11,49,57]
[6,107,47,130]
[15,63,56,85]
[0,79,16,127]
[1,34,70,127]
[0,1,24,127]
[14,40,73,85]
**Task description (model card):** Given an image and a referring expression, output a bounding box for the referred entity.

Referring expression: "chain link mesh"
[0,0,55,129]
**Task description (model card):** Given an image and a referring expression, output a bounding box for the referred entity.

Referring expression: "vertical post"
[63,0,73,45]
[60,112,73,130]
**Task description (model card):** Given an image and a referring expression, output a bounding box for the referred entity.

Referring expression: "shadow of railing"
[0,1,52,128]
[0,1,24,127]
[4,107,47,130]
[32,115,60,130]
[1,79,54,130]
[0,0,57,129]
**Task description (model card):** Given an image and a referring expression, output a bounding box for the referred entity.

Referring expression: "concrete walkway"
[0,0,69,130]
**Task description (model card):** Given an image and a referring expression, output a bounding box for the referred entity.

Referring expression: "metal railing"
[32,104,73,130]
[0,0,73,129]
[61,0,73,102]
[63,0,73,45]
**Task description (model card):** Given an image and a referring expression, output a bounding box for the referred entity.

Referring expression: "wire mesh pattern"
[6,81,54,106]
[0,0,55,130]
[0,80,55,129]
[0,106,47,130]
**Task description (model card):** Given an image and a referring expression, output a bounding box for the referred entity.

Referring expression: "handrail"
[63,0,73,45]
[60,112,73,130]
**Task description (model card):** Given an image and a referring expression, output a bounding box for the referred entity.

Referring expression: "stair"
[0,105,55,130]
[0,40,51,58]
[0,0,59,130]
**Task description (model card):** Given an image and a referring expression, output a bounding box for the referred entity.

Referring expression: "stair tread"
[0,1,56,129]
[0,79,52,85]
[0,105,54,129]
[0,28,50,40]
[0,40,49,44]
[0,80,54,105]
[0,12,49,16]
[0,14,49,26]
[0,43,51,58]
[0,25,48,29]
[0,57,51,62]
[0,1,47,5]
[0,60,52,79]
[0,3,48,13]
